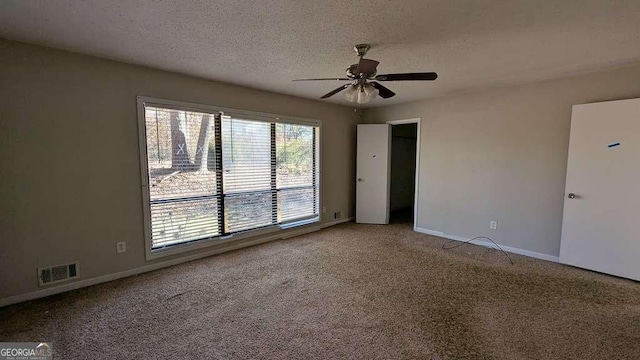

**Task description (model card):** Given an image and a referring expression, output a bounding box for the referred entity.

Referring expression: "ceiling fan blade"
[371,82,396,98]
[356,59,380,74]
[293,77,350,81]
[320,84,350,99]
[375,72,438,81]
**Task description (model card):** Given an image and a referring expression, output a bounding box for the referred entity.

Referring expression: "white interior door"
[356,124,391,224]
[560,98,640,281]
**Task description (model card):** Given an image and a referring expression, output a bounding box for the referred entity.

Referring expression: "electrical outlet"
[322,206,326,213]
[490,221,498,230]
[334,211,342,220]
[116,241,127,254]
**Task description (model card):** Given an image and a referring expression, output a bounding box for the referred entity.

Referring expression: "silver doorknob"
[568,193,576,199]
[357,178,364,182]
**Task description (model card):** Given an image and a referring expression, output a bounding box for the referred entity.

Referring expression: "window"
[138,98,319,255]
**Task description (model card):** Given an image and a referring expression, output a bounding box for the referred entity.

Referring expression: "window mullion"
[270,123,278,225]
[214,113,226,235]
[312,128,318,215]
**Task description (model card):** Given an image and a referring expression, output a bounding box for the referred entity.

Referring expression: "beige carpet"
[1,221,639,359]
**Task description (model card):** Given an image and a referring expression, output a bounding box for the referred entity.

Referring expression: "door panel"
[560,98,640,280]
[356,124,391,224]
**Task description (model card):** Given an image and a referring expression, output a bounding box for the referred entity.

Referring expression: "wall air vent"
[38,262,79,287]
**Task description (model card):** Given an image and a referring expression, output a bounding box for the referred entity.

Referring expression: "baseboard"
[414,227,560,263]
[0,219,348,308]
[320,216,354,229]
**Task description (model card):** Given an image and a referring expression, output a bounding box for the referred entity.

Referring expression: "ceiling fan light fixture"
[354,83,378,104]
[356,87,370,104]
[344,84,358,102]
[364,83,379,98]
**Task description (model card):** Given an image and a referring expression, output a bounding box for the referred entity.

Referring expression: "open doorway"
[389,122,418,225]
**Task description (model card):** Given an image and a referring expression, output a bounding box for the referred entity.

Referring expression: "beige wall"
[0,40,358,300]
[364,64,640,257]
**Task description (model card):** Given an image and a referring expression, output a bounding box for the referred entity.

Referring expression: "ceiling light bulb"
[344,84,358,102]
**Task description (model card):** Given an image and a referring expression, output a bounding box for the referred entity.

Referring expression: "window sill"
[146,217,320,261]
[280,216,320,230]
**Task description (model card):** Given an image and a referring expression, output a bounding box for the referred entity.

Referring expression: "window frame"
[137,96,321,260]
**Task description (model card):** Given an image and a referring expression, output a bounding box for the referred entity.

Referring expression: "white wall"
[364,64,640,257]
[0,40,358,301]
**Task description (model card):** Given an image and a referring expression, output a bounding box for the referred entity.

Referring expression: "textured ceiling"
[1,1,640,108]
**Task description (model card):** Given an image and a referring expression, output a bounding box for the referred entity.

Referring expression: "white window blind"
[141,102,319,250]
[144,106,221,248]
[276,123,317,223]
[222,116,273,233]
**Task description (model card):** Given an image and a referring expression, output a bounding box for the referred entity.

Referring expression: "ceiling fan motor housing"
[347,64,376,79]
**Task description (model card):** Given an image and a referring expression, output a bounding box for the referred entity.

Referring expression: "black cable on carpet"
[442,236,514,265]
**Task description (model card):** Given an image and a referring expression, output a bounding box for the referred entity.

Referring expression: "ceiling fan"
[293,44,437,104]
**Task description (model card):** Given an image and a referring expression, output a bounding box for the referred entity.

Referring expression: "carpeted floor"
[1,221,639,359]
